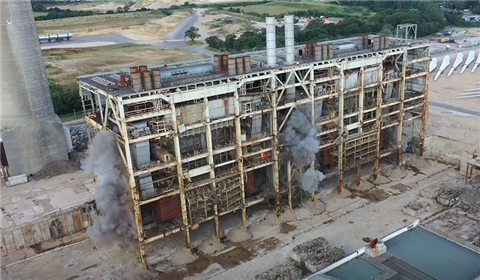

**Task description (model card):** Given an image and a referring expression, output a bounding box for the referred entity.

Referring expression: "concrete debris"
[255,264,302,280]
[227,225,252,243]
[170,247,198,266]
[305,246,346,272]
[402,153,429,169]
[69,124,96,152]
[155,261,173,272]
[407,201,424,211]
[437,187,480,213]
[198,236,226,255]
[380,166,407,182]
[290,236,329,263]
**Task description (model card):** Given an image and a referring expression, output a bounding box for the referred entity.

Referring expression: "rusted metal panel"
[153,195,182,221]
[318,147,334,166]
[2,230,16,253]
[39,220,52,241]
[21,226,34,247]
[12,228,25,250]
[29,223,43,244]
[73,210,84,231]
[64,213,75,233]
[245,171,255,193]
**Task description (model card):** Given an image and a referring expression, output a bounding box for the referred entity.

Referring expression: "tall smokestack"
[1,0,68,176]
[284,14,294,65]
[266,16,276,67]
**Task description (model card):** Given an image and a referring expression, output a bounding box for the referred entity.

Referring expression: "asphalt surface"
[162,14,199,40]
[428,101,480,117]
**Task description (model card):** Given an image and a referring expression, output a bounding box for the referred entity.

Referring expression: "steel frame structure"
[79,40,430,265]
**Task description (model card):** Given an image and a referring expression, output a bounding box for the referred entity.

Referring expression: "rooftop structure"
[78,18,431,264]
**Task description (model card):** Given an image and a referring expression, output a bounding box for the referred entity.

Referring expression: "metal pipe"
[284,14,295,65]
[266,16,277,67]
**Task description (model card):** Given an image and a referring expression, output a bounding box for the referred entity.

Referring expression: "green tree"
[33,3,45,12]
[224,34,236,51]
[185,26,201,41]
[205,36,224,50]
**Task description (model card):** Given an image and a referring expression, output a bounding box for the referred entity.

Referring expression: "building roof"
[324,227,480,280]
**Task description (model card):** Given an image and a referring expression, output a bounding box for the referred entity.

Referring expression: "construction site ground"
[2,155,480,280]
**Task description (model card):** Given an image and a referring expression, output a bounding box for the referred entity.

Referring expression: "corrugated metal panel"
[245,171,255,193]
[228,97,235,115]
[344,73,359,89]
[209,99,226,119]
[39,220,51,241]
[30,223,43,244]
[153,195,182,221]
[363,71,378,85]
[21,225,34,246]
[12,228,25,250]
[0,203,97,254]
[160,64,213,79]
[181,103,204,125]
[64,213,75,233]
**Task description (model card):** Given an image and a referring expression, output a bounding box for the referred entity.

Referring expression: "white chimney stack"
[266,16,276,67]
[284,14,294,65]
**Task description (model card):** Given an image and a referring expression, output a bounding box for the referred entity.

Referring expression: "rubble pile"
[407,201,424,211]
[289,236,329,263]
[69,125,95,152]
[438,187,480,212]
[304,246,345,272]
[255,264,302,280]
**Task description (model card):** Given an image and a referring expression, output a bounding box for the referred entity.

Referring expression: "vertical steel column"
[79,84,92,144]
[203,97,220,237]
[397,49,408,165]
[420,47,431,157]
[337,66,345,193]
[356,165,362,186]
[170,99,190,248]
[310,79,315,202]
[272,90,281,216]
[374,61,384,180]
[287,160,292,210]
[234,90,247,226]
[117,98,147,265]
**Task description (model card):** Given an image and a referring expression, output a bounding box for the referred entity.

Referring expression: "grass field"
[34,12,49,17]
[240,2,372,17]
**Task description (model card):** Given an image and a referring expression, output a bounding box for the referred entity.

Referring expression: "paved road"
[162,14,199,40]
[428,101,480,117]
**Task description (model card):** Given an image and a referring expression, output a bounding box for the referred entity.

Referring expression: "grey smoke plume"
[301,169,326,193]
[283,105,325,193]
[81,132,137,243]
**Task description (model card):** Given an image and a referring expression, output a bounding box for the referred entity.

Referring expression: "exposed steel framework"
[78,37,430,265]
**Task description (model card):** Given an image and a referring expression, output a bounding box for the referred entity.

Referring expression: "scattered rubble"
[33,160,81,180]
[227,226,252,243]
[402,200,431,216]
[198,236,226,255]
[170,248,197,266]
[255,264,302,280]
[290,236,329,263]
[69,124,95,152]
[304,246,345,272]
[380,166,407,181]
[436,186,480,213]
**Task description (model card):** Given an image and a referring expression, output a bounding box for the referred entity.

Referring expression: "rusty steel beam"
[234,90,247,227]
[272,90,281,217]
[287,160,292,210]
[169,99,191,249]
[117,99,148,265]
[420,57,430,157]
[356,165,362,186]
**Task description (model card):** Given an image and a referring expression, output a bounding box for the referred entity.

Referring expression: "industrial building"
[0,0,68,177]
[78,15,430,264]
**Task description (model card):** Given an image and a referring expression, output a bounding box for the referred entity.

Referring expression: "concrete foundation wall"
[424,134,479,177]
